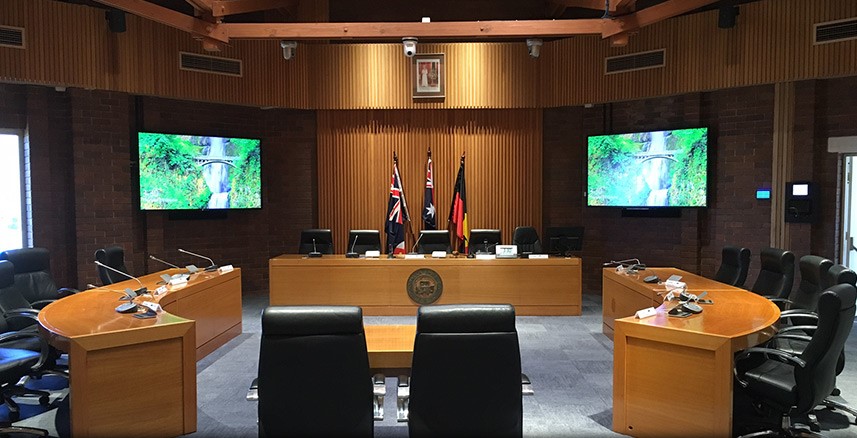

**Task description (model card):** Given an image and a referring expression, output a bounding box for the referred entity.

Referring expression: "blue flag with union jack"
[422,152,436,230]
[385,161,410,254]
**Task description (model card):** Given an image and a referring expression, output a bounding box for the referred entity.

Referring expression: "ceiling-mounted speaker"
[106,9,126,33]
[718,1,738,29]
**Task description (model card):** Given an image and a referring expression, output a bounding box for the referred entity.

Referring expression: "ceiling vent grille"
[605,49,665,75]
[179,52,242,77]
[814,18,857,45]
[0,25,25,49]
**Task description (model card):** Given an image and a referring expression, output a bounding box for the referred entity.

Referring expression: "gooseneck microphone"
[346,235,360,259]
[149,254,180,269]
[410,232,425,254]
[93,261,143,313]
[178,248,219,271]
[94,261,147,297]
[603,258,646,271]
[308,239,323,258]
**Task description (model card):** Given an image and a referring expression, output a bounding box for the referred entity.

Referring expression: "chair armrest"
[246,377,258,401]
[57,288,78,298]
[30,300,56,310]
[3,309,40,331]
[769,333,813,346]
[396,375,409,422]
[0,330,50,372]
[768,297,795,310]
[521,373,534,396]
[373,373,385,421]
[777,325,818,335]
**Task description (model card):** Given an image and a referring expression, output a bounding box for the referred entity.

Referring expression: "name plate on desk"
[365,250,381,258]
[431,251,447,258]
[528,254,549,259]
[475,254,496,260]
[404,254,425,259]
[218,264,234,274]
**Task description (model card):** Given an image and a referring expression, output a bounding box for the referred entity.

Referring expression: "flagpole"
[394,151,417,251]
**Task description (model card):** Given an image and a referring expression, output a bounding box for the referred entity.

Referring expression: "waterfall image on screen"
[139,133,261,210]
[587,128,707,207]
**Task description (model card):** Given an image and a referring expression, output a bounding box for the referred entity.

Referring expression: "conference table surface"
[608,267,780,437]
[365,325,416,370]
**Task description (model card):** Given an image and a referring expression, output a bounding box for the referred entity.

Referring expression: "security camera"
[526,38,542,59]
[280,40,297,60]
[402,37,418,58]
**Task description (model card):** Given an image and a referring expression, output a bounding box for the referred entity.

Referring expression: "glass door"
[842,155,857,270]
[0,132,25,252]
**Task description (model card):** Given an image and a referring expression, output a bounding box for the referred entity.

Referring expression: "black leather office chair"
[0,248,76,309]
[512,226,541,255]
[298,229,335,255]
[772,255,833,312]
[750,247,795,300]
[822,264,857,289]
[255,306,379,437]
[713,246,750,287]
[347,230,382,254]
[416,230,450,254]
[94,246,129,285]
[735,283,856,437]
[406,304,522,437]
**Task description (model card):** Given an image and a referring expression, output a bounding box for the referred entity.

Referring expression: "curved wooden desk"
[607,268,780,437]
[38,268,242,437]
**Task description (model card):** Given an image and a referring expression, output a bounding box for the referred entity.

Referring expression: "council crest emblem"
[406,269,443,305]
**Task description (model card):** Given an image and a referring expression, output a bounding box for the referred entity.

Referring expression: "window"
[0,131,27,252]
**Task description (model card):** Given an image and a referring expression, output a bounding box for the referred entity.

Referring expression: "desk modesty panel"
[608,268,780,437]
[37,268,243,437]
[269,255,581,316]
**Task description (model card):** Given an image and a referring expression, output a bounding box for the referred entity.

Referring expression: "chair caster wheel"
[39,395,50,406]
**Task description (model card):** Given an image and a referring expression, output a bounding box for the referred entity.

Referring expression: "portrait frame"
[412,53,445,99]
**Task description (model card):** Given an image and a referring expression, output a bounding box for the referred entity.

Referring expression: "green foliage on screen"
[587,128,708,207]
[138,133,262,210]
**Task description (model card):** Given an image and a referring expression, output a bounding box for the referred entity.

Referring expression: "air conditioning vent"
[179,52,242,77]
[814,18,857,44]
[0,25,25,49]
[605,49,665,75]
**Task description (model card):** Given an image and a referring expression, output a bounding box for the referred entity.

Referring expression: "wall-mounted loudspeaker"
[718,1,738,29]
[106,9,126,33]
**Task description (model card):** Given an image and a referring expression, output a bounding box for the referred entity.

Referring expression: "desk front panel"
[270,255,581,316]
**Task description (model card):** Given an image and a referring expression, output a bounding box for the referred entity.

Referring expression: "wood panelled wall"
[317,110,542,250]
[2,0,856,110]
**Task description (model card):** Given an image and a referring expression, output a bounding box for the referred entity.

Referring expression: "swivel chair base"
[738,412,823,438]
[822,396,857,424]
[2,385,50,421]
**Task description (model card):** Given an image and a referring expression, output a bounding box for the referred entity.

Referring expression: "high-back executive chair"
[0,248,76,309]
[823,264,857,289]
[713,246,750,287]
[407,304,522,437]
[416,230,450,254]
[774,255,833,313]
[512,226,542,255]
[298,229,335,255]
[256,306,378,437]
[347,230,382,254]
[750,247,795,300]
[735,283,856,437]
[94,246,130,285]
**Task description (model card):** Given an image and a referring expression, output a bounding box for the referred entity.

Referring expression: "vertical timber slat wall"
[317,110,543,251]
[2,0,857,110]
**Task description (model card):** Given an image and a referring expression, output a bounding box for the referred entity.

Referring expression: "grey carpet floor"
[10,294,857,437]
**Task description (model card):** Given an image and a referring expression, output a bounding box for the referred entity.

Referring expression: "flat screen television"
[587,128,708,208]
[138,132,261,210]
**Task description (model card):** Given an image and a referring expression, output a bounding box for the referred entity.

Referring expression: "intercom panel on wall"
[785,181,816,223]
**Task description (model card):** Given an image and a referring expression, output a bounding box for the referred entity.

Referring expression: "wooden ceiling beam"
[93,0,227,42]
[211,0,295,17]
[185,0,213,12]
[614,0,637,14]
[222,18,604,40]
[602,0,719,38]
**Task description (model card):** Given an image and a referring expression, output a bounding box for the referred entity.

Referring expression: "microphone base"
[308,252,323,258]
[345,252,359,259]
[204,265,219,272]
[115,302,138,313]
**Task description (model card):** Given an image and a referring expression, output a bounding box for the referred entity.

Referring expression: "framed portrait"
[412,53,445,99]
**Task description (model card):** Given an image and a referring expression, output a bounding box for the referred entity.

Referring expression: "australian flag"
[422,152,436,230]
[385,162,410,254]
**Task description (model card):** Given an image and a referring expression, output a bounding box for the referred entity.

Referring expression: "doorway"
[842,155,857,270]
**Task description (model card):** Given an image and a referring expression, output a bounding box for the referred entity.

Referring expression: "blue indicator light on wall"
[756,189,771,200]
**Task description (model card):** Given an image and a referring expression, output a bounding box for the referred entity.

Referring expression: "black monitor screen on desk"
[299,229,334,254]
[348,230,381,253]
[546,226,584,256]
[417,230,450,254]
[469,229,501,254]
